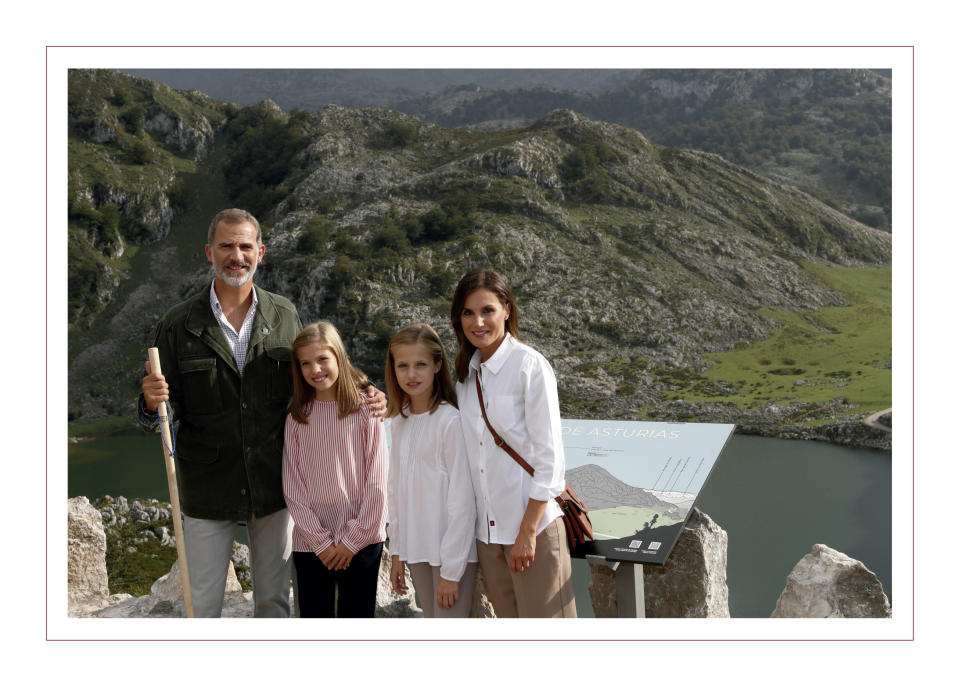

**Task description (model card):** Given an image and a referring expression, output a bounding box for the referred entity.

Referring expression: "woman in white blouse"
[450,268,577,618]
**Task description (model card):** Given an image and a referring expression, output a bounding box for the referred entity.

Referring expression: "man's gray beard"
[215,260,257,288]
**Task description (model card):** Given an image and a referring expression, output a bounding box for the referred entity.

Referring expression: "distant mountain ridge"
[121,68,635,110]
[390,69,892,231]
[124,68,892,231]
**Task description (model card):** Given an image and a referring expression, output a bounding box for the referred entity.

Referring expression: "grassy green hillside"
[660,264,891,421]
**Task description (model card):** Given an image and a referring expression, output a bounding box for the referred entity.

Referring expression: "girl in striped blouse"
[282,321,388,618]
[385,323,478,617]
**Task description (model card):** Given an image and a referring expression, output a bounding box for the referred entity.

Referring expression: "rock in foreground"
[588,507,730,617]
[771,543,891,618]
[67,496,110,616]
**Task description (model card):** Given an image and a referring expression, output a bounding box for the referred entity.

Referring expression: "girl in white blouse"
[451,269,577,618]
[385,323,478,617]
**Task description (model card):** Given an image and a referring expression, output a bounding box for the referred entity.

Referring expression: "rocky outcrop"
[67,69,230,328]
[587,561,624,617]
[71,506,423,617]
[67,497,110,615]
[652,400,892,451]
[462,137,562,188]
[95,560,248,618]
[470,567,496,618]
[144,109,217,160]
[96,494,171,528]
[69,496,890,620]
[588,508,729,617]
[771,543,891,618]
[86,551,415,618]
[376,547,421,618]
[778,416,892,450]
[69,490,489,619]
[642,508,730,617]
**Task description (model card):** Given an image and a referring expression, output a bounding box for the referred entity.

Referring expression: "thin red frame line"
[49,45,912,641]
[47,637,911,642]
[46,45,50,643]
[46,44,915,48]
[911,45,916,642]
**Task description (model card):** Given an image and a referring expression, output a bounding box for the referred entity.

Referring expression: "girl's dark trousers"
[293,542,384,618]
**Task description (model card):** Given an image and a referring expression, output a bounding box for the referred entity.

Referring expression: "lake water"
[68,431,891,618]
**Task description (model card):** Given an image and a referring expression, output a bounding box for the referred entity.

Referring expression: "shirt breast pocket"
[486,393,524,438]
[179,356,222,415]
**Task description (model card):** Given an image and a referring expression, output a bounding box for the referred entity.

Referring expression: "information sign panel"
[385,418,734,567]
[562,420,734,565]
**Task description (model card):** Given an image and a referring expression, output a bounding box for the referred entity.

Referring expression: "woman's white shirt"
[456,334,565,544]
[386,402,478,582]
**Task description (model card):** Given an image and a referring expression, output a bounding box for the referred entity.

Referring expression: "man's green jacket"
[141,285,302,521]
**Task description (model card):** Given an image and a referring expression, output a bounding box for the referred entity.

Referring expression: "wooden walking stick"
[147,347,195,618]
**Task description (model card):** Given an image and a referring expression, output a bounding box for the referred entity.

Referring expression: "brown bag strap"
[476,373,592,549]
[475,373,536,477]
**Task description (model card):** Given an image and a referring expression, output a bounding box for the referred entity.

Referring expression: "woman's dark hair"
[450,268,520,382]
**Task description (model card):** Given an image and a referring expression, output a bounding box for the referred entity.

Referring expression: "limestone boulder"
[375,545,422,617]
[231,541,251,587]
[154,559,243,600]
[374,545,493,618]
[589,508,730,617]
[470,566,496,618]
[96,559,248,618]
[771,543,891,618]
[587,562,619,617]
[67,496,110,616]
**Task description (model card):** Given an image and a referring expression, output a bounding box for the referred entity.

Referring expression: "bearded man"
[139,208,383,617]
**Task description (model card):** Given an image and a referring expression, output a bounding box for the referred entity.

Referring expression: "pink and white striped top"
[282,401,387,555]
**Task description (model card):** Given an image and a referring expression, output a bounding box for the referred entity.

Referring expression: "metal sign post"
[587,554,645,618]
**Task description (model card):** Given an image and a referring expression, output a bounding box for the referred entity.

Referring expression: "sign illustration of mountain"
[561,420,734,565]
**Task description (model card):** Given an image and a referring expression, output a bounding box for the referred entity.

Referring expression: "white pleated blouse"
[386,402,478,582]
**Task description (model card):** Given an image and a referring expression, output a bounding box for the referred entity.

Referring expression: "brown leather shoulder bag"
[475,375,593,549]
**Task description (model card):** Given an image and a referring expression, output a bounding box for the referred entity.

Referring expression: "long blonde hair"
[385,323,458,418]
[289,321,365,422]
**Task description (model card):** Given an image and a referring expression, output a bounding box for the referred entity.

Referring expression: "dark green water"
[694,434,890,617]
[68,431,891,618]
[68,432,172,504]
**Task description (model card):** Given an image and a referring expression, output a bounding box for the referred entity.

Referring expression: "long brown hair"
[450,268,520,383]
[385,323,458,418]
[289,321,365,422]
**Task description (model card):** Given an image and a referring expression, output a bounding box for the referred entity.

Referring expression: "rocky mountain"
[389,69,892,231]
[68,69,232,326]
[125,68,892,231]
[565,464,680,514]
[66,70,891,445]
[250,104,888,396]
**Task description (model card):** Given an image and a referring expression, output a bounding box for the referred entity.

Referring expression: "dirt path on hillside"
[863,407,892,432]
